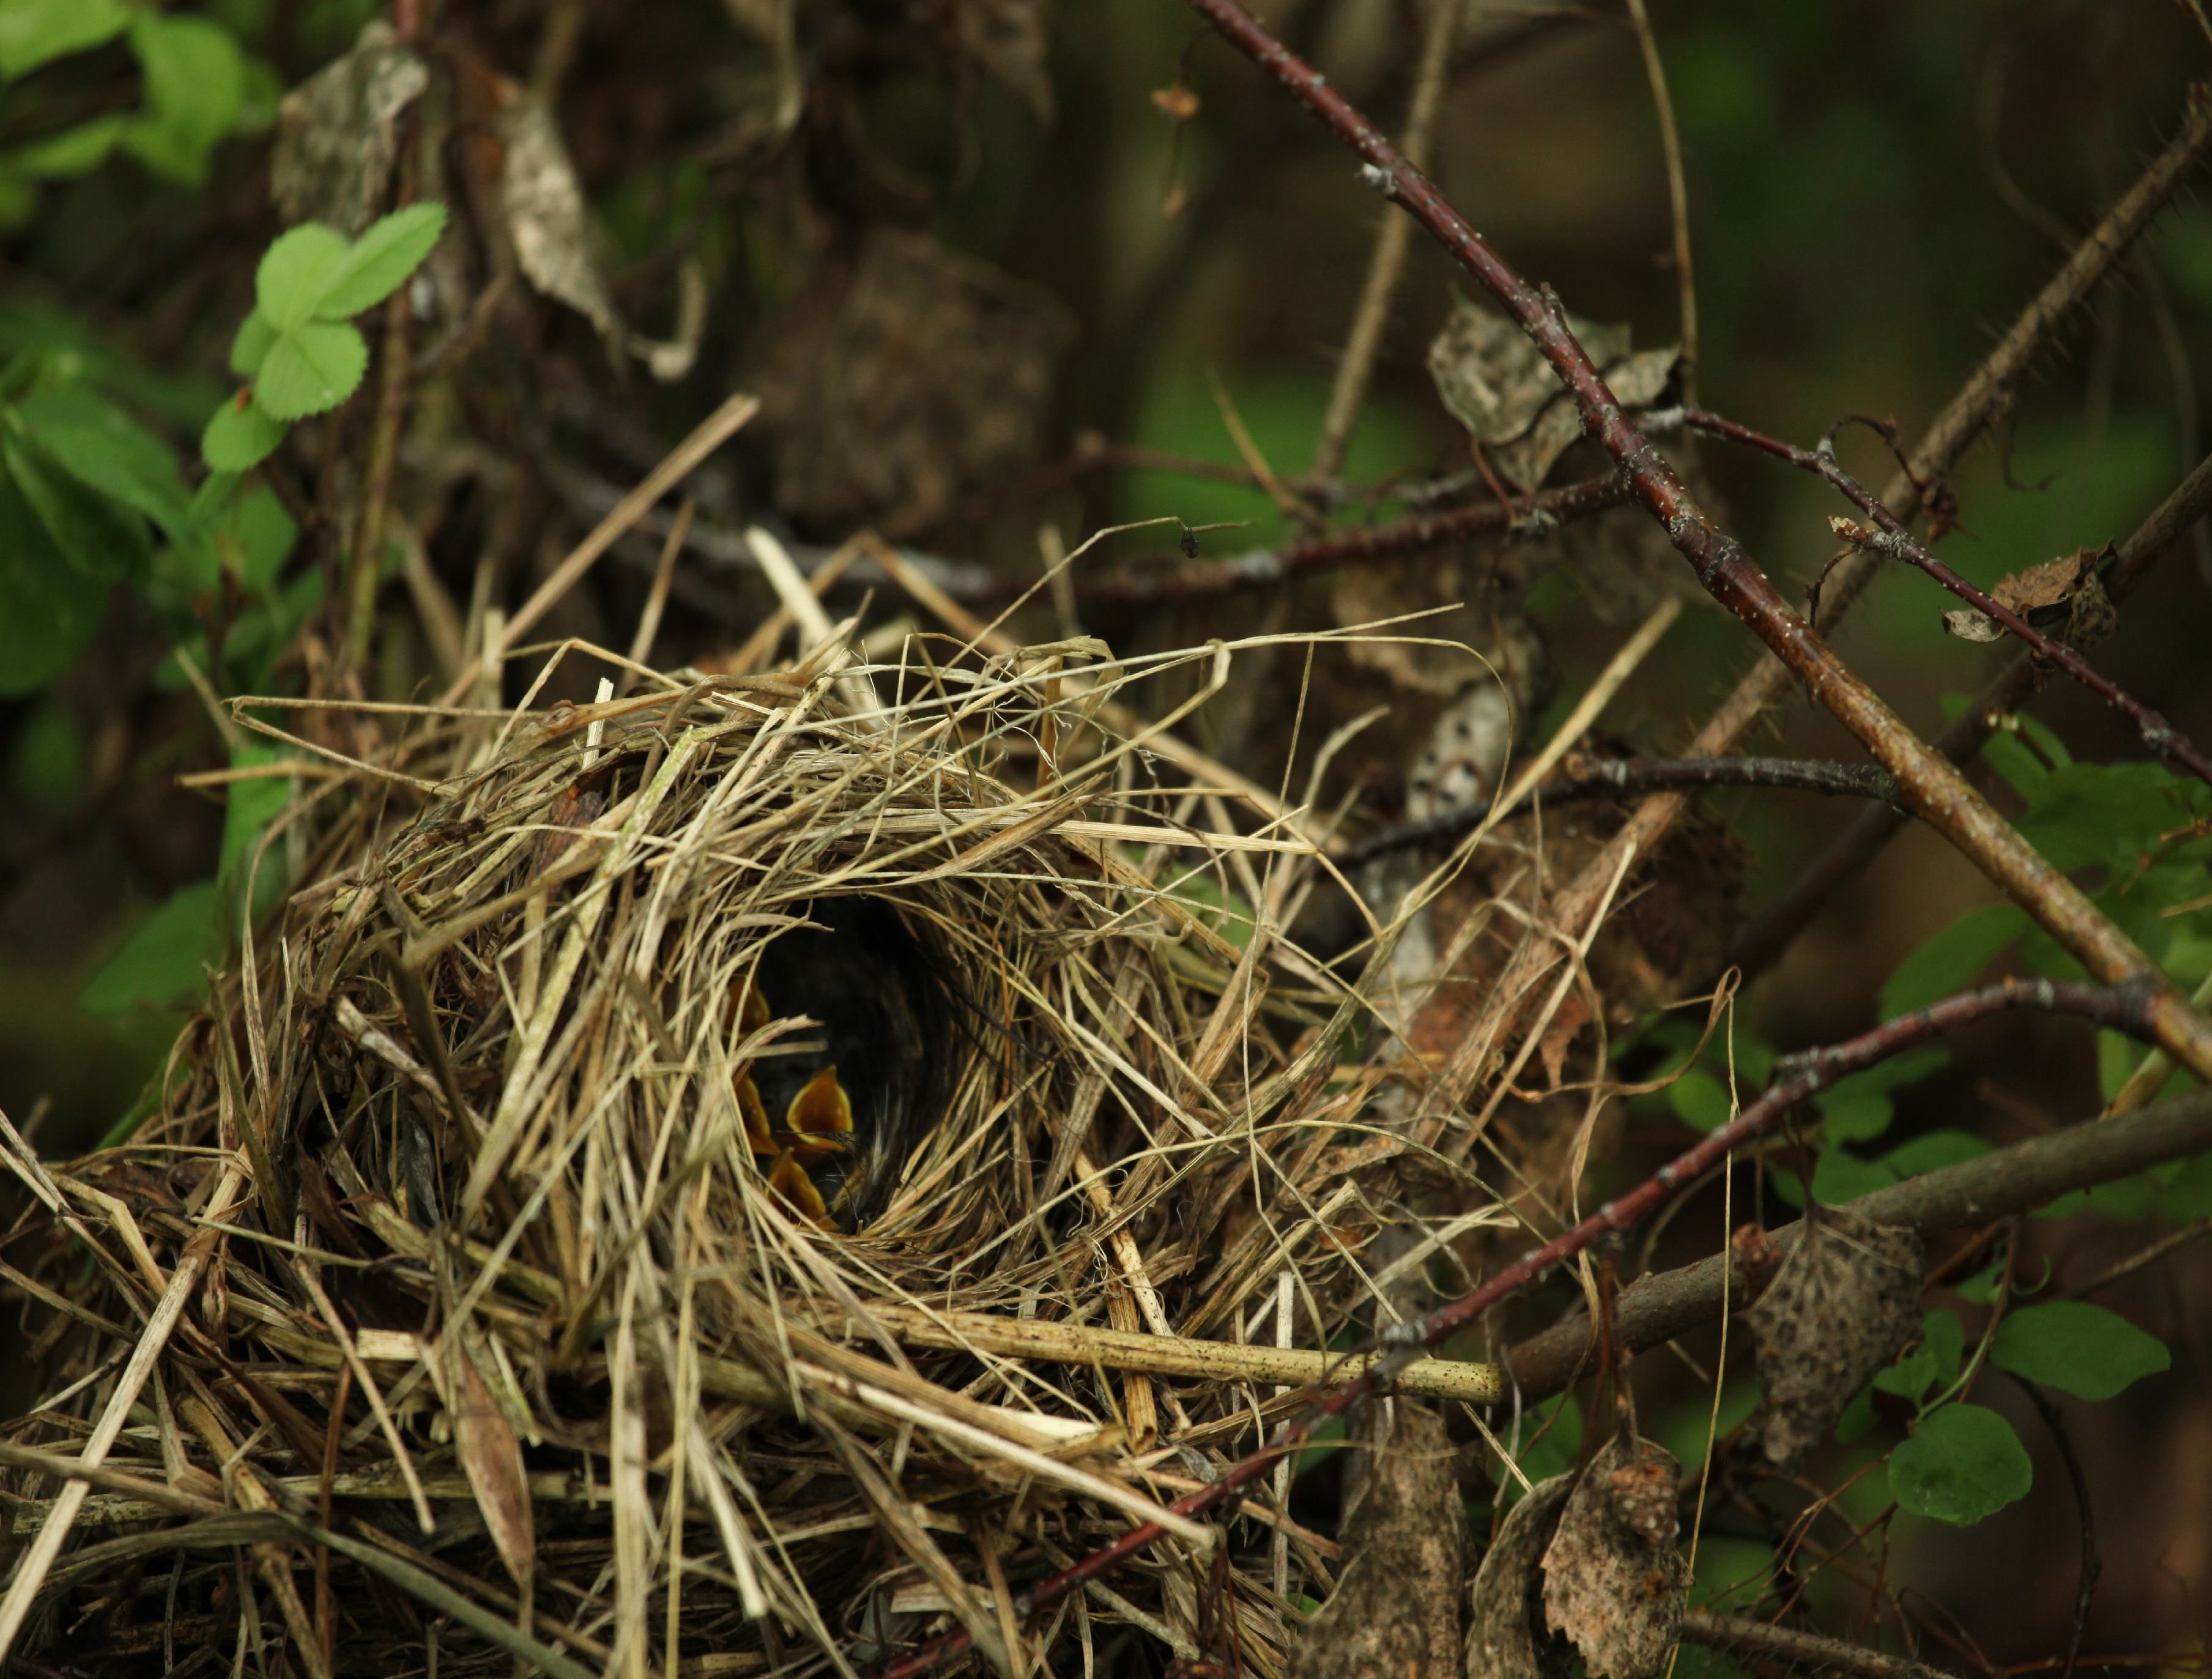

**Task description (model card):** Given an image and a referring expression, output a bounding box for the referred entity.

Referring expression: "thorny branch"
[1334,756,1901,869]
[867,977,2166,1678]
[1676,404,2212,790]
[1176,0,2212,1085]
[1731,449,2212,980]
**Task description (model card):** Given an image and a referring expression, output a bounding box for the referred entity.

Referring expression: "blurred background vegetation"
[4,0,2211,1668]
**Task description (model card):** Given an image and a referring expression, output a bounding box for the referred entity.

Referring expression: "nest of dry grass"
[1,636,1507,1678]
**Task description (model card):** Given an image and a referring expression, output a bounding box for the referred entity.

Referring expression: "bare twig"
[1334,756,1900,868]
[1310,0,1459,480]
[2013,1382,2099,1679]
[1679,1610,1956,1679]
[1729,448,2212,980]
[864,975,2164,1679]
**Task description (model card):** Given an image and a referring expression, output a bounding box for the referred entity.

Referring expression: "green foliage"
[1872,1309,1964,1404]
[1989,1301,2170,1401]
[1887,1402,2032,1525]
[209,202,446,466]
[80,879,219,1013]
[1877,902,2028,1018]
[0,2,269,217]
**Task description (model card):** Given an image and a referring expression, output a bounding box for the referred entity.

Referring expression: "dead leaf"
[1290,1402,1463,1679]
[946,0,1056,122]
[1428,296,1680,491]
[1940,545,2116,649]
[445,1335,536,1589]
[500,95,623,346]
[270,22,428,234]
[1745,1209,1922,1469]
[1465,1473,1575,1679]
[755,229,1074,533]
[716,0,803,162]
[1540,1434,1688,1679]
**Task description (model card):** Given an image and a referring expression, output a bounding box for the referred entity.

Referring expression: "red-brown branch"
[864,975,2158,1679]
[1679,404,2212,789]
[1177,0,2212,1089]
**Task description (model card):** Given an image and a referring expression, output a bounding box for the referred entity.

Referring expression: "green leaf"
[219,742,294,885]
[1,430,149,581]
[2017,763,2192,874]
[1888,1403,2032,1525]
[314,201,447,318]
[7,697,83,810]
[122,13,245,187]
[202,392,287,471]
[15,384,190,535]
[210,485,297,592]
[1880,1130,1991,1177]
[1669,1065,1734,1132]
[0,0,130,78]
[1878,903,2028,1018]
[253,320,366,420]
[1815,1089,1893,1144]
[255,223,351,331]
[1833,1385,1878,1445]
[6,113,129,179]
[2158,1152,2212,1222]
[230,310,276,378]
[1874,1309,1963,1403]
[1810,1148,1895,1204]
[80,880,218,1013]
[1981,728,2052,805]
[1990,1301,2170,1401]
[0,469,104,694]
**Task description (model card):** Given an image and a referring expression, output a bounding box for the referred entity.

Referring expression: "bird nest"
[1,638,1488,1678]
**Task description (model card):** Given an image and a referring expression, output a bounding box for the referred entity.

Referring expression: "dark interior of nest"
[4,687,1332,1674]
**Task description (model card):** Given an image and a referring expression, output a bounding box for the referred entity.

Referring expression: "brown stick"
[1501,1082,2212,1401]
[1184,0,2212,1079]
[1679,1610,1957,1679]
[1731,447,2212,980]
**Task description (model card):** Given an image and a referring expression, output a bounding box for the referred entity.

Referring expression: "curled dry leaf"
[1940,544,2117,649]
[1745,1208,1923,1469]
[755,229,1074,533]
[1540,1434,1689,1679]
[1291,1402,1465,1679]
[442,1334,536,1590]
[500,95,623,346]
[1428,295,1680,491]
[1465,1473,1574,1679]
[718,0,803,159]
[270,21,428,234]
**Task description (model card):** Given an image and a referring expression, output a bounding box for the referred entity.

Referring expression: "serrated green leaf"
[202,392,286,471]
[0,471,103,694]
[230,310,276,379]
[1,430,149,581]
[1991,1301,2170,1401]
[1889,1403,2032,1525]
[80,880,217,1013]
[15,384,190,535]
[122,13,245,186]
[1878,903,2028,1018]
[253,320,366,419]
[1880,1130,1991,1177]
[315,201,447,318]
[2017,762,2192,874]
[0,0,130,78]
[1981,728,2052,804]
[255,223,350,331]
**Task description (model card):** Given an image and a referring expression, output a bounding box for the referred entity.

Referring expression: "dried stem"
[1179,0,2212,1081]
[2014,1381,2099,1679]
[1731,449,2212,980]
[1310,0,1459,481]
[867,975,2161,1679]
[1625,0,1696,397]
[1679,1610,1956,1679]
[1680,404,2212,789]
[1334,756,1899,869]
